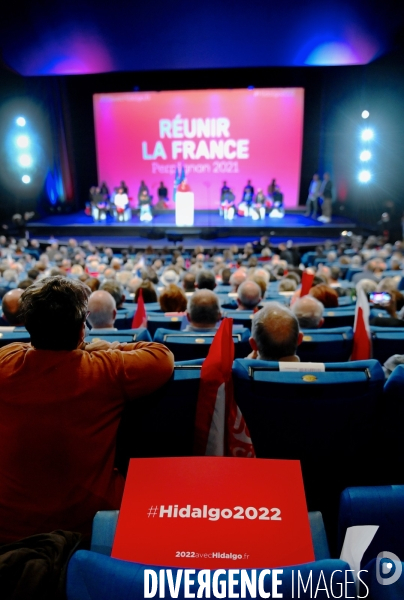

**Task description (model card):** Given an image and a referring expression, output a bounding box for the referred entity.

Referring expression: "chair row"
[116,359,404,551]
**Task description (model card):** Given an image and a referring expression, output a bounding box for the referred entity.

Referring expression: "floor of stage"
[27,210,361,248]
[29,210,356,230]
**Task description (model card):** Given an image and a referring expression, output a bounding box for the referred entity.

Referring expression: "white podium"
[175,191,194,226]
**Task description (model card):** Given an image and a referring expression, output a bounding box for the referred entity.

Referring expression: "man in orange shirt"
[0,276,174,544]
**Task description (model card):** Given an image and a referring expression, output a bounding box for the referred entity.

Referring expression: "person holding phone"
[369,289,404,327]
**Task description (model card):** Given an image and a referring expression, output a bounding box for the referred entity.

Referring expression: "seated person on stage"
[0,276,174,544]
[113,187,131,222]
[90,186,109,221]
[219,183,236,220]
[238,179,254,217]
[155,181,169,209]
[138,186,153,222]
[269,186,285,218]
[185,289,221,332]
[248,302,303,362]
[251,189,266,220]
[120,180,129,195]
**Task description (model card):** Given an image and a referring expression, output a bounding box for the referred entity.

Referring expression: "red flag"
[351,286,371,360]
[300,271,315,297]
[132,288,147,329]
[194,318,255,458]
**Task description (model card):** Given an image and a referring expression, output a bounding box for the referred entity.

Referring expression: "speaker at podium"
[175,180,194,226]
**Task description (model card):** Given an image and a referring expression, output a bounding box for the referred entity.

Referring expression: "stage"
[27,209,361,247]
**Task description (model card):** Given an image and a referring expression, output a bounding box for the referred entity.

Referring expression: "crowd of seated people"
[1,231,404,565]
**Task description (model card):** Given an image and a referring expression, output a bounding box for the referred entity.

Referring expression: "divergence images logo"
[376,551,402,586]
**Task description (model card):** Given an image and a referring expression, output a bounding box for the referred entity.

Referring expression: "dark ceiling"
[1,0,404,75]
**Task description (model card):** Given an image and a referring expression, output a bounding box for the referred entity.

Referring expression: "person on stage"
[318,173,333,223]
[155,181,169,209]
[269,185,285,218]
[305,173,321,218]
[220,187,236,220]
[120,180,129,195]
[90,187,109,221]
[267,178,276,197]
[100,182,110,199]
[138,187,153,222]
[251,189,266,220]
[238,180,255,217]
[113,187,131,222]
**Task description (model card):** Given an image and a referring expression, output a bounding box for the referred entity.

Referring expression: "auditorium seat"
[0,328,30,346]
[322,308,355,328]
[338,485,404,598]
[90,509,330,560]
[152,328,251,361]
[146,313,184,337]
[221,309,254,328]
[85,328,152,343]
[298,327,353,362]
[381,365,404,480]
[232,358,385,552]
[345,267,363,281]
[66,551,353,600]
[371,327,404,364]
[115,363,201,472]
[114,311,135,330]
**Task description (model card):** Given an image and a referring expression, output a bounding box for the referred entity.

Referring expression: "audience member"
[0,276,174,544]
[292,295,324,329]
[134,280,158,303]
[186,289,221,331]
[101,280,125,309]
[87,290,117,329]
[196,270,216,290]
[2,288,24,326]
[249,302,303,361]
[309,284,339,308]
[159,284,187,312]
[236,280,262,310]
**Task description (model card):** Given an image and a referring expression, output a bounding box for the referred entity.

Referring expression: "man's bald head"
[87,290,116,329]
[2,288,24,325]
[250,302,302,361]
[237,280,262,310]
[187,289,221,329]
[291,296,324,329]
[230,269,247,291]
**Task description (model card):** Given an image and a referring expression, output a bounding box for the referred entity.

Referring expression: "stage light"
[361,110,370,119]
[18,154,32,167]
[360,150,371,161]
[16,135,29,148]
[361,129,373,141]
[16,117,26,127]
[21,175,31,184]
[358,170,371,183]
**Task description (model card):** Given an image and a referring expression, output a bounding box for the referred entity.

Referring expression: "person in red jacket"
[0,276,174,544]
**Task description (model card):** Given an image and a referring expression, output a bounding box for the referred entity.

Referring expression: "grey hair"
[291,296,324,329]
[251,302,300,360]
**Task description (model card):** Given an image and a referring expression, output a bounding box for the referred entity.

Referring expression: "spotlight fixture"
[21,175,31,184]
[358,170,371,183]
[16,135,29,148]
[361,129,373,141]
[16,117,26,127]
[360,150,371,162]
[361,110,370,119]
[18,154,32,167]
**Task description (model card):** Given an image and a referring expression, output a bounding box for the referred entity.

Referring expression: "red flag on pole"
[131,288,147,329]
[194,318,255,458]
[351,286,371,360]
[300,271,315,297]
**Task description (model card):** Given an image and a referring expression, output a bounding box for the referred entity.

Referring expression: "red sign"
[112,457,314,569]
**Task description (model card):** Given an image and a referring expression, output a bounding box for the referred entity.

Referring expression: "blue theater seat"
[114,311,135,330]
[338,486,404,561]
[85,328,152,343]
[0,328,30,346]
[232,359,385,552]
[371,327,404,364]
[298,327,353,362]
[66,551,353,600]
[152,328,251,361]
[115,363,201,472]
[322,308,355,328]
[90,509,330,560]
[146,313,184,337]
[381,365,404,478]
[221,309,254,328]
[345,267,363,281]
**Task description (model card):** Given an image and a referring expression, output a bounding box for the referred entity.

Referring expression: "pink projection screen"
[93,88,304,210]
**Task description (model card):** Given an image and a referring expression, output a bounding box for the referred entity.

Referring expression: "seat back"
[85,328,152,343]
[152,329,251,361]
[298,327,353,362]
[0,329,30,346]
[232,358,385,552]
[146,313,183,337]
[322,308,355,328]
[221,309,254,328]
[115,364,201,473]
[371,327,404,364]
[338,486,404,566]
[67,551,353,600]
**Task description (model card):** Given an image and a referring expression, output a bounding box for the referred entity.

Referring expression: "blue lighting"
[16,117,26,127]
